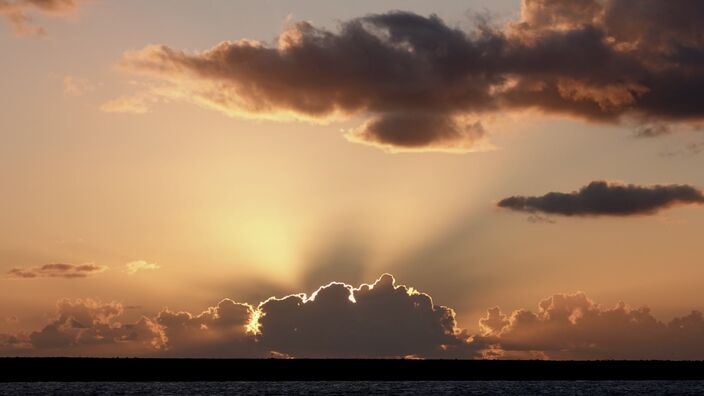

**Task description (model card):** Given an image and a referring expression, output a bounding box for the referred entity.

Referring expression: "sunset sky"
[2,0,704,359]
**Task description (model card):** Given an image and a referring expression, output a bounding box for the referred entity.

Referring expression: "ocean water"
[2,381,704,395]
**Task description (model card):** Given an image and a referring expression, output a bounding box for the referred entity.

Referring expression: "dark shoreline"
[2,358,704,381]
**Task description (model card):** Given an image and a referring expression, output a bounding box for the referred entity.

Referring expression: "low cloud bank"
[475,292,704,360]
[2,275,704,359]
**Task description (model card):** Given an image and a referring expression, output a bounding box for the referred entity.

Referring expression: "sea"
[2,381,704,395]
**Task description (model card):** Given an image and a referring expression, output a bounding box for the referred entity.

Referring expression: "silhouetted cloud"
[347,115,486,152]
[498,181,704,217]
[0,0,82,36]
[154,299,261,357]
[475,292,704,360]
[111,1,704,151]
[6,263,108,279]
[257,274,473,358]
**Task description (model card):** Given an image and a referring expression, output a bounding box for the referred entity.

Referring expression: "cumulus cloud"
[0,274,473,358]
[155,298,260,357]
[6,263,108,279]
[0,0,82,36]
[256,274,472,358]
[0,299,164,356]
[110,1,704,152]
[154,274,473,358]
[475,292,704,360]
[498,181,704,217]
[124,260,160,275]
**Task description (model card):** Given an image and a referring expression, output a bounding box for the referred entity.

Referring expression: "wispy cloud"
[6,263,107,279]
[100,93,154,114]
[124,260,160,275]
[0,0,83,37]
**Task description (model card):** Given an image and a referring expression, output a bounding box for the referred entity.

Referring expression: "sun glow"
[246,309,263,335]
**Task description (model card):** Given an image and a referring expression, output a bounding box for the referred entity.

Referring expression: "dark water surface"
[2,381,704,395]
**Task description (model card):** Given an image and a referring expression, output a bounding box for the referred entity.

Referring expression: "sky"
[1,0,704,359]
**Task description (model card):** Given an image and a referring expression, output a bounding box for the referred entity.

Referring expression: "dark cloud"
[498,181,704,217]
[475,292,704,360]
[257,274,473,358]
[113,1,704,151]
[348,115,485,152]
[6,263,108,279]
[0,0,80,36]
[154,299,261,358]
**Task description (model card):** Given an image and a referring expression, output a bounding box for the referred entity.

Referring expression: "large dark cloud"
[498,181,704,217]
[113,1,704,151]
[257,274,472,358]
[6,263,108,279]
[0,0,81,36]
[475,292,704,360]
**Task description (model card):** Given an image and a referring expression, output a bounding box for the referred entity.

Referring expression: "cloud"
[110,1,704,152]
[0,0,82,36]
[155,274,473,358]
[0,332,30,354]
[100,93,154,114]
[346,115,487,153]
[154,299,260,357]
[27,299,164,355]
[125,260,160,275]
[6,263,108,279]
[1,274,474,358]
[498,181,704,217]
[256,274,473,358]
[3,275,704,359]
[474,292,704,360]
